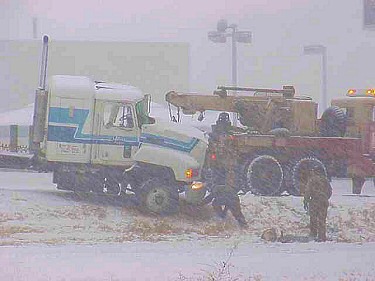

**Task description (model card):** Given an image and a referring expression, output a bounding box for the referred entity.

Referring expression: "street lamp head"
[234,31,252,43]
[217,19,228,32]
[303,44,326,55]
[208,31,227,43]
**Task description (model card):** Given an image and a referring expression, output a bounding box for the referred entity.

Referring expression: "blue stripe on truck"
[47,107,198,152]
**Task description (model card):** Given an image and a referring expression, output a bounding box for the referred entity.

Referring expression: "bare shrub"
[0,212,25,222]
[0,225,44,237]
[176,244,264,281]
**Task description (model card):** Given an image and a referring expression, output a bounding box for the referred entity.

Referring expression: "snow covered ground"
[0,170,374,280]
[1,241,375,281]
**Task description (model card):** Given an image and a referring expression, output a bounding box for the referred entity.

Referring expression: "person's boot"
[309,221,318,240]
[315,236,327,242]
[309,230,317,241]
[213,205,226,219]
[316,230,327,242]
[238,220,248,229]
[236,216,248,229]
[229,206,248,228]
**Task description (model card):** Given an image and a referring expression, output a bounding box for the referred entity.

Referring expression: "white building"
[0,39,189,112]
[0,39,189,152]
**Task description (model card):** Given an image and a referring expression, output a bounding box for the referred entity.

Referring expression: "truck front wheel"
[139,178,179,215]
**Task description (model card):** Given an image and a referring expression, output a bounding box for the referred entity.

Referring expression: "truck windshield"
[135,100,152,127]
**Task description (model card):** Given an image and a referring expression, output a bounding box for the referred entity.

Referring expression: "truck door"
[93,101,140,166]
[46,97,92,163]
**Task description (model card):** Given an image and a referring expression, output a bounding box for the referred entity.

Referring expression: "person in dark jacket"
[203,112,248,228]
[303,170,332,242]
[203,184,248,228]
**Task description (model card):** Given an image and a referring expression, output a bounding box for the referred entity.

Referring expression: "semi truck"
[166,85,375,196]
[30,35,207,215]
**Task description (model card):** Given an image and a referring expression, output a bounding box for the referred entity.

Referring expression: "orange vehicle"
[330,89,375,194]
[166,86,375,196]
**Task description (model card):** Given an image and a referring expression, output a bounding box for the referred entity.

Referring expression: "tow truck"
[166,86,375,196]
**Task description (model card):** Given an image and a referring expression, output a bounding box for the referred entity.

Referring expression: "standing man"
[303,170,332,242]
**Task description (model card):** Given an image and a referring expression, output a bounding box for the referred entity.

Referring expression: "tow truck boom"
[166,85,316,135]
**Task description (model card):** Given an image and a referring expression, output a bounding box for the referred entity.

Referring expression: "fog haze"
[1,0,374,112]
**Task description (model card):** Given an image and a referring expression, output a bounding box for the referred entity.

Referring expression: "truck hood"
[141,121,208,153]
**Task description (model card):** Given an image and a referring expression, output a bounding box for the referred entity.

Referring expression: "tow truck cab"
[331,89,375,157]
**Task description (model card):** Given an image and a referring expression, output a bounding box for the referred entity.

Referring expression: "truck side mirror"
[144,93,151,114]
[198,111,205,122]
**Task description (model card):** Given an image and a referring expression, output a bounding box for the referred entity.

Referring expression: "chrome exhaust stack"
[31,35,49,152]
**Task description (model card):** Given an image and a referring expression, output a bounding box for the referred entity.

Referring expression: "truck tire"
[244,155,283,196]
[139,178,179,215]
[319,106,347,137]
[103,177,122,196]
[289,156,327,196]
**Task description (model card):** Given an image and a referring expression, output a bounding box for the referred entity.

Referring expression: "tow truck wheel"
[139,178,179,215]
[245,154,283,196]
[289,156,327,196]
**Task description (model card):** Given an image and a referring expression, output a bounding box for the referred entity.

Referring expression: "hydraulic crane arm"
[165,85,297,133]
[166,90,254,114]
[165,85,293,115]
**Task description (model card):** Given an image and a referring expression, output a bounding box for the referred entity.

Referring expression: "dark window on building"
[364,0,375,28]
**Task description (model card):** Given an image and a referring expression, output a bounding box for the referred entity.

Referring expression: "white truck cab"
[35,75,208,214]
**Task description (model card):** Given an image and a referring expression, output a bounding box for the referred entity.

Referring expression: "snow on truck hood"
[149,102,220,133]
[142,120,208,146]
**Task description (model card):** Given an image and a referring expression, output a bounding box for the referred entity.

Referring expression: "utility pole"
[303,44,327,113]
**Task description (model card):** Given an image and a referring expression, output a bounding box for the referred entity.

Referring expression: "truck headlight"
[185,181,206,205]
[191,181,204,190]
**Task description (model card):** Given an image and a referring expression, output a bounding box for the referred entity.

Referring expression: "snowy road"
[1,240,375,280]
[0,170,374,280]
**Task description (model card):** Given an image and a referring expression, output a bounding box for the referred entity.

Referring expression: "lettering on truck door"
[96,102,140,165]
[47,97,91,163]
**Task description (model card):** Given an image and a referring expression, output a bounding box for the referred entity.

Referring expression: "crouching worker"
[303,170,332,242]
[203,184,248,228]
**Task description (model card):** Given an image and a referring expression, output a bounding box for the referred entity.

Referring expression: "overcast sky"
[2,0,310,40]
[1,0,375,112]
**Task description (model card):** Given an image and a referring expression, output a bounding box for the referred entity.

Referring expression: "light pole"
[208,19,252,125]
[303,44,327,113]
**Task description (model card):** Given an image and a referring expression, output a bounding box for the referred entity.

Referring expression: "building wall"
[0,40,189,112]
